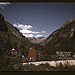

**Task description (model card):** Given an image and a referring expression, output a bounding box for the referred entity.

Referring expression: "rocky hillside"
[0,13,35,71]
[0,13,32,56]
[0,14,8,32]
[27,37,47,44]
[41,17,75,54]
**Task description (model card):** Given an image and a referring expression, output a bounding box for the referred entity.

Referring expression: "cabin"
[56,51,72,57]
[10,48,17,57]
[28,47,37,61]
[11,48,16,54]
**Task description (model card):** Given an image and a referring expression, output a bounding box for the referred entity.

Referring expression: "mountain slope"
[0,13,32,56]
[0,13,34,71]
[42,17,75,54]
[0,14,8,32]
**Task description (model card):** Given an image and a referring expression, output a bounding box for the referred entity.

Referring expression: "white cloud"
[20,29,41,34]
[41,31,46,33]
[23,34,33,37]
[35,34,43,37]
[0,2,11,9]
[0,2,11,5]
[13,23,46,37]
[20,29,46,34]
[13,23,32,30]
[20,29,32,34]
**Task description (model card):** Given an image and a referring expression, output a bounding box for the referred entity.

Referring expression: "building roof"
[11,48,15,51]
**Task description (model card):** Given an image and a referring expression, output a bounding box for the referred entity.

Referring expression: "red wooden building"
[28,47,37,61]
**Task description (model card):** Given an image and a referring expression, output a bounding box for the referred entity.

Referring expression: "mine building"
[56,51,72,57]
[28,47,37,61]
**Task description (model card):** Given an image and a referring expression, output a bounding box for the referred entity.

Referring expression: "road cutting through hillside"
[22,60,75,67]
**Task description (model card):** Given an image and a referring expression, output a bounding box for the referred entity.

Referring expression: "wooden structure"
[28,47,37,61]
[11,48,16,54]
[56,51,72,57]
[10,48,17,57]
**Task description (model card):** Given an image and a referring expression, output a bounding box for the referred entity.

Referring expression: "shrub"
[41,55,58,61]
[55,62,75,71]
[23,64,37,71]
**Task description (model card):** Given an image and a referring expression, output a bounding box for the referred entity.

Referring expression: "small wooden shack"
[10,48,17,57]
[11,48,16,54]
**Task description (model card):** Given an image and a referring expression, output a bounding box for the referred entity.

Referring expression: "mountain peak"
[0,13,8,32]
[61,17,75,28]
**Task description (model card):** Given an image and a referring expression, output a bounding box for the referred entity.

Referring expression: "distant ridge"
[27,37,47,44]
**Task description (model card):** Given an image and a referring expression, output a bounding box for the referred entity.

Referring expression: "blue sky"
[0,2,75,37]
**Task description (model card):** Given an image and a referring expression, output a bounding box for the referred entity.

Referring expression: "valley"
[1,13,75,71]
